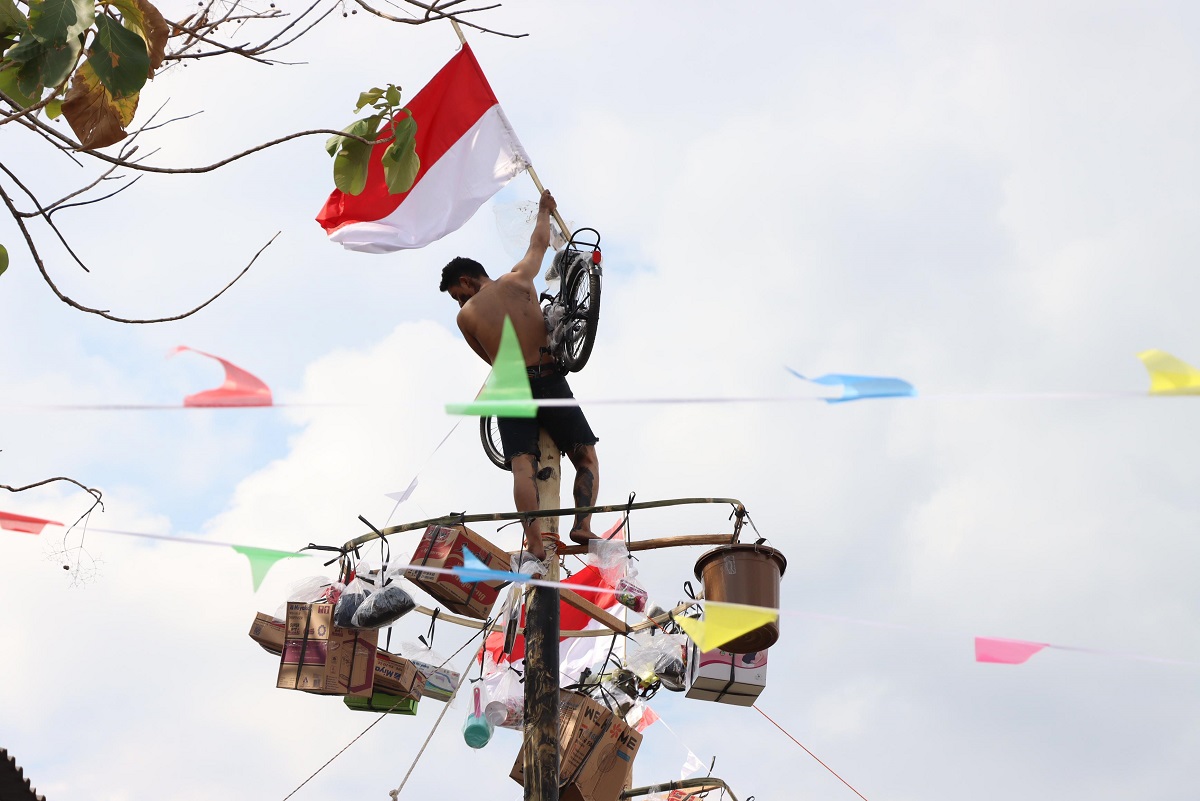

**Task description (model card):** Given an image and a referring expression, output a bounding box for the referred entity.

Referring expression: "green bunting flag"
[446,316,537,418]
[232,545,307,592]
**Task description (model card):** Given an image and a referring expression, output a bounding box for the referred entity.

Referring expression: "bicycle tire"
[560,260,601,372]
[480,415,510,471]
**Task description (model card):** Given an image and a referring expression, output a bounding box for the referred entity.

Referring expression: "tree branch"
[0,176,277,323]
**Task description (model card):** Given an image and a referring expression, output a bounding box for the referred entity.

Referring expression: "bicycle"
[480,228,603,471]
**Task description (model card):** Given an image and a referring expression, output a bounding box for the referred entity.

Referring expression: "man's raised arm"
[511,189,556,280]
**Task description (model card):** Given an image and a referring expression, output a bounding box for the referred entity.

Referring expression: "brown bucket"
[693,543,787,653]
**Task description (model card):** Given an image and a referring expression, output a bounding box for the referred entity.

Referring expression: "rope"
[753,705,869,801]
[387,684,459,799]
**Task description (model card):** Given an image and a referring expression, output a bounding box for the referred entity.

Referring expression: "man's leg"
[510,453,545,560]
[564,444,599,545]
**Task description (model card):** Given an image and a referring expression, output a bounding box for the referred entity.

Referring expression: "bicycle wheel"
[480,416,510,471]
[560,260,601,372]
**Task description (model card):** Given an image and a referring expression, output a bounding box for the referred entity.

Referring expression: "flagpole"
[451,19,573,242]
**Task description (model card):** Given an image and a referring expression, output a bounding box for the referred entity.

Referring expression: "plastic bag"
[334,575,369,628]
[274,576,342,620]
[588,539,633,586]
[462,684,494,749]
[483,668,524,729]
[352,584,415,629]
[615,576,648,613]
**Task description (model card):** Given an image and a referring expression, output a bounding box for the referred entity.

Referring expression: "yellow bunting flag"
[675,601,779,652]
[1138,349,1200,396]
[446,316,537,418]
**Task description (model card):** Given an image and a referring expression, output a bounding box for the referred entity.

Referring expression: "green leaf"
[5,32,43,62]
[0,244,8,277]
[15,34,80,96]
[0,0,27,37]
[91,14,148,97]
[381,115,419,194]
[332,116,378,196]
[44,96,61,117]
[355,87,384,111]
[28,0,93,46]
[384,84,400,107]
[0,62,38,106]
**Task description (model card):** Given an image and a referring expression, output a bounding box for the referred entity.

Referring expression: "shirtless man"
[440,189,600,562]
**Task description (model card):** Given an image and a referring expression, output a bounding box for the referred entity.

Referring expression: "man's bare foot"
[569,527,599,546]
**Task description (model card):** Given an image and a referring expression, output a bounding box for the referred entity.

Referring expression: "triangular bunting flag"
[231,546,307,592]
[1137,349,1200,395]
[454,549,525,584]
[974,636,1047,665]
[786,367,916,403]
[446,316,536,417]
[0,510,62,535]
[676,601,779,652]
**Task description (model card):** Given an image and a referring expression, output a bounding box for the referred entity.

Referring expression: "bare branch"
[350,0,525,38]
[0,85,64,128]
[0,161,93,271]
[0,176,278,323]
[0,476,103,511]
[18,110,395,173]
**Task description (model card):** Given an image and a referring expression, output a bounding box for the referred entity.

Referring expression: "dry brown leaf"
[137,0,168,73]
[61,61,139,149]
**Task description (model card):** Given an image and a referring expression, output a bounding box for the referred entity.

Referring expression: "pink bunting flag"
[636,705,660,733]
[0,510,62,534]
[975,636,1048,665]
[171,346,273,407]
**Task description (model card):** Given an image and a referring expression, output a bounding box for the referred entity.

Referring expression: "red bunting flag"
[171,347,272,407]
[0,510,61,535]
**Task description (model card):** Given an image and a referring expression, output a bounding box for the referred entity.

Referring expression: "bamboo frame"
[340,496,746,551]
[621,778,740,801]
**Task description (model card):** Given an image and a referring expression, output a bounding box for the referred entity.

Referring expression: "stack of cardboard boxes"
[510,692,643,801]
[248,610,424,706]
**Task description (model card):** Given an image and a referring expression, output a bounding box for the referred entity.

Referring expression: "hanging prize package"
[510,691,643,801]
[404,624,462,703]
[352,583,415,629]
[684,645,768,706]
[334,574,369,628]
[483,668,524,729]
[462,685,495,749]
[276,601,377,697]
[615,576,648,613]
[692,542,787,652]
[344,691,419,716]
[404,524,512,619]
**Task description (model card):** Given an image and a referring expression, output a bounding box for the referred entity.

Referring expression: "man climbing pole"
[440,189,601,563]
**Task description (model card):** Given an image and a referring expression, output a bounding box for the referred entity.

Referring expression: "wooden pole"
[526,165,573,243]
[523,429,561,801]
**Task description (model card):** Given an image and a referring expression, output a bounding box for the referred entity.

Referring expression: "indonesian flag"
[316,43,531,253]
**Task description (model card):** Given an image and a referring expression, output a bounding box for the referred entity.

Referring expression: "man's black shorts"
[497,374,598,465]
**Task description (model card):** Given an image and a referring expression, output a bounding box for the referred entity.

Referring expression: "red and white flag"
[316,43,531,254]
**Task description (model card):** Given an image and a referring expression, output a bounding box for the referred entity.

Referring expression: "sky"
[2,1,1200,799]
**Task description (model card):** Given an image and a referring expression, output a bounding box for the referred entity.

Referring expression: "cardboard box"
[404,524,512,619]
[373,651,423,700]
[410,659,461,703]
[249,612,285,655]
[344,692,420,715]
[510,692,643,801]
[684,644,767,706]
[276,602,378,697]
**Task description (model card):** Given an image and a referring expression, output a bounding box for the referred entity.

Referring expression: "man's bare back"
[456,273,551,368]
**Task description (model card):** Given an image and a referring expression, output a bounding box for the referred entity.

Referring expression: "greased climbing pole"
[524,429,561,801]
